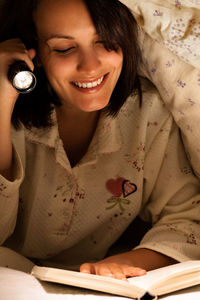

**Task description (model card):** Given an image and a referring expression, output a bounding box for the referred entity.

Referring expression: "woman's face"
[34,0,123,113]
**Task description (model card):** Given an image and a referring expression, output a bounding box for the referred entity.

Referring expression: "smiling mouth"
[72,75,105,89]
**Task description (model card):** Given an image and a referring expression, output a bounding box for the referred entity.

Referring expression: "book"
[31,260,200,300]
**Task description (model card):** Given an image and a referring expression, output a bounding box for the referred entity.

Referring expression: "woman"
[0,0,199,280]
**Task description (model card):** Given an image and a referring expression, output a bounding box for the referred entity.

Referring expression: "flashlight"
[8,60,37,93]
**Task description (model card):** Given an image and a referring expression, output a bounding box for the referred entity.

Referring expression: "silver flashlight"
[8,60,37,93]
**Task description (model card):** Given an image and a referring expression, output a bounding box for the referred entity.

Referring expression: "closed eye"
[95,40,105,45]
[54,47,75,53]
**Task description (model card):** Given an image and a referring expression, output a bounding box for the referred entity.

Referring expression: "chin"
[80,98,110,112]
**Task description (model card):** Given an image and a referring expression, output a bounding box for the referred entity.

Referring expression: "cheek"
[40,56,73,81]
[37,45,69,79]
[115,54,123,72]
[106,51,123,73]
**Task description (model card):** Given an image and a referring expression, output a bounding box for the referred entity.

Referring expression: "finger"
[108,265,127,280]
[123,266,146,277]
[94,264,115,278]
[2,39,36,71]
[80,263,95,274]
[27,48,36,62]
[26,48,37,71]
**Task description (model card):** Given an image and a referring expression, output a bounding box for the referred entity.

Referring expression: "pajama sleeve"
[0,128,25,245]
[136,116,200,261]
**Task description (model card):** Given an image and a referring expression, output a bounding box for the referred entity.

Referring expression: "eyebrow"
[44,34,74,43]
[43,31,99,43]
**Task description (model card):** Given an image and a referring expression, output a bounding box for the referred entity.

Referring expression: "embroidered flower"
[105,177,137,211]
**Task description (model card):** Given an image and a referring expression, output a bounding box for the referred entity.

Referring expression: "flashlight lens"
[8,60,37,93]
[13,71,34,90]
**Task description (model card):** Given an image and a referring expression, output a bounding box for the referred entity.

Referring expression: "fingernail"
[81,270,90,274]
[138,269,146,275]
[106,273,114,278]
[122,277,128,281]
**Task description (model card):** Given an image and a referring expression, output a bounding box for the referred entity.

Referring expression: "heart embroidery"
[122,180,137,197]
[106,177,125,197]
[106,177,137,198]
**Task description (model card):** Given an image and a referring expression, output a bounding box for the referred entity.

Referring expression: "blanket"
[121,0,200,177]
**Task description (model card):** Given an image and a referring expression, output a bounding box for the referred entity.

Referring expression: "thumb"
[28,48,36,60]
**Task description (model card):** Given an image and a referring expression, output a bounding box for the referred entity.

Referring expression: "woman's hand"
[80,261,146,280]
[0,38,36,111]
[0,38,36,180]
[80,248,177,280]
[80,250,146,280]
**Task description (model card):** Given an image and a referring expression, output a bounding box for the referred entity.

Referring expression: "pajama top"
[0,79,200,269]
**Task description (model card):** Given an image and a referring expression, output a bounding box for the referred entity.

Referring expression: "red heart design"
[106,177,125,197]
[122,180,137,197]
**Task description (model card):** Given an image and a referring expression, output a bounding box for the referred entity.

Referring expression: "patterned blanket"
[121,0,200,177]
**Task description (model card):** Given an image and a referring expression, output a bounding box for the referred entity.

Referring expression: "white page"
[159,285,200,300]
[1,266,200,300]
[32,266,146,299]
[128,261,200,292]
[0,267,135,300]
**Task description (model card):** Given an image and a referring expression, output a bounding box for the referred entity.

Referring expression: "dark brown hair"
[0,0,141,129]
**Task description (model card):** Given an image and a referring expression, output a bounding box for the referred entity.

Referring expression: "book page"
[32,266,147,299]
[128,260,200,295]
[0,266,136,300]
[32,261,200,298]
[160,285,200,300]
[2,265,200,300]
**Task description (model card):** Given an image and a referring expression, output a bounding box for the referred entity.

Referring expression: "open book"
[31,260,200,300]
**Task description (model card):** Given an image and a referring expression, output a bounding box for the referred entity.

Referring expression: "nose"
[77,48,101,75]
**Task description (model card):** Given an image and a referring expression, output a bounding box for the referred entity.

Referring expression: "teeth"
[74,76,104,88]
